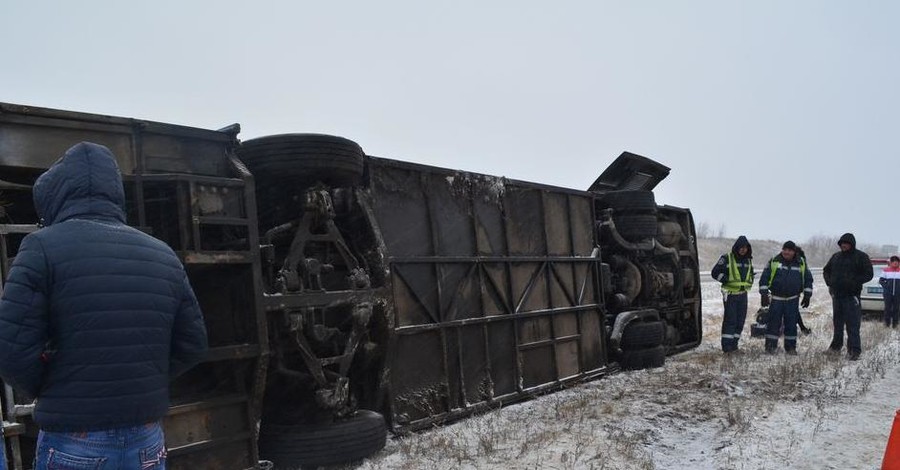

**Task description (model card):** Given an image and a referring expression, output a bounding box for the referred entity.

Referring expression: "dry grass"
[351,277,900,469]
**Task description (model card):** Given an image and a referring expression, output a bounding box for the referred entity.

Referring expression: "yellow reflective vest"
[723,252,754,293]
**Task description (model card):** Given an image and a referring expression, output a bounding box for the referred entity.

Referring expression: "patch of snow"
[352,271,899,470]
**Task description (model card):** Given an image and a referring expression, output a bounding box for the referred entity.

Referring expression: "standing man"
[0,142,208,468]
[823,233,873,360]
[880,256,900,328]
[759,241,813,355]
[711,236,754,353]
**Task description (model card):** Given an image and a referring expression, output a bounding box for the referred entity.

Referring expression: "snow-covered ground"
[351,274,900,470]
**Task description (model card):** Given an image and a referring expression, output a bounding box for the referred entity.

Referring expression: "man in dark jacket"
[711,236,754,353]
[759,241,813,355]
[0,142,208,467]
[823,233,873,360]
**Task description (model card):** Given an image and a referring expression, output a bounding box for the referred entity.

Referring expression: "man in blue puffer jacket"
[0,142,208,468]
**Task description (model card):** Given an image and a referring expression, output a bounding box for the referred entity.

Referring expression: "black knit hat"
[782,240,797,251]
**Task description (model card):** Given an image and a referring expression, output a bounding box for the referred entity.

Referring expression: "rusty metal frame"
[369,158,611,431]
[0,104,268,469]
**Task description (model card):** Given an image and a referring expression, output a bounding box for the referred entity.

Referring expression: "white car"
[860,259,889,313]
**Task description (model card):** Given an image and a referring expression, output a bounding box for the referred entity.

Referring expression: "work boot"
[848,351,861,361]
[785,349,798,356]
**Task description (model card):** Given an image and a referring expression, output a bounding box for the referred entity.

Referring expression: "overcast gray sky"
[3,1,897,247]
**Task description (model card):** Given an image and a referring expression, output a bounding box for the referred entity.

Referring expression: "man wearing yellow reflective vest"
[711,236,754,353]
[759,241,814,355]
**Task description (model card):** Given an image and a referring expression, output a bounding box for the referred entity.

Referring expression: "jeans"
[34,421,165,470]
[830,295,862,354]
[765,297,799,352]
[721,291,748,352]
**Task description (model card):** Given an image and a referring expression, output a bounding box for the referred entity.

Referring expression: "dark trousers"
[765,298,799,352]
[885,293,900,327]
[721,292,748,352]
[830,295,862,354]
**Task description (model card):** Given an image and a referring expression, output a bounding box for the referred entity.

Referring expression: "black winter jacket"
[823,233,874,297]
[0,142,208,431]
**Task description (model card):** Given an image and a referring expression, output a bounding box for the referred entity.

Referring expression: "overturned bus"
[0,102,701,469]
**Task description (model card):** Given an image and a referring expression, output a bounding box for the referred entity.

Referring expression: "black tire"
[615,214,658,240]
[599,190,656,211]
[259,410,387,469]
[619,346,666,371]
[621,321,666,349]
[237,134,366,188]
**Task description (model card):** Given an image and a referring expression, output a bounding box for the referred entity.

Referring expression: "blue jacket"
[880,267,900,298]
[0,142,207,431]
[711,236,754,292]
[759,253,813,298]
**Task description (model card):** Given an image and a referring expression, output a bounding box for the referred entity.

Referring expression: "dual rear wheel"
[238,135,386,469]
[619,320,667,370]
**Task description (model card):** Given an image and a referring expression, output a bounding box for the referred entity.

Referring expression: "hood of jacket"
[838,233,857,250]
[32,142,126,227]
[731,235,752,259]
